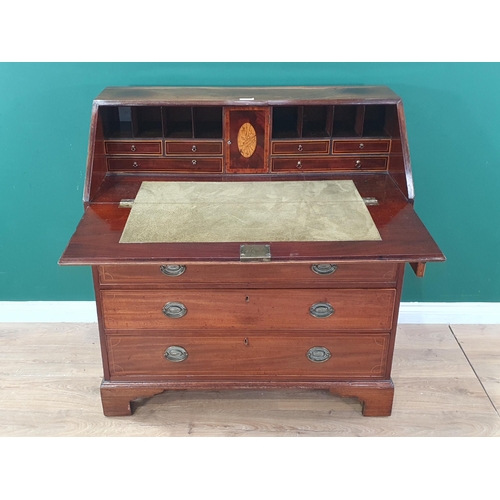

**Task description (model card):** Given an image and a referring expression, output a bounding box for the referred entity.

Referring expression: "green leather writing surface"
[119,180,381,244]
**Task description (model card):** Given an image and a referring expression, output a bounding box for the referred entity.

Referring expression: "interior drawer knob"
[311,264,338,275]
[162,302,187,319]
[160,264,186,276]
[131,144,136,151]
[191,144,197,152]
[309,302,334,318]
[307,346,331,363]
[358,143,364,150]
[164,345,188,362]
[355,159,362,169]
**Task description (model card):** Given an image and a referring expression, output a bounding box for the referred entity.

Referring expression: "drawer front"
[107,333,390,379]
[98,262,398,287]
[107,157,223,173]
[271,157,388,172]
[165,141,223,155]
[333,140,391,153]
[101,288,396,332]
[105,141,162,155]
[271,141,329,155]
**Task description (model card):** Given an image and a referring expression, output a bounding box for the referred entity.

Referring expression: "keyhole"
[245,296,250,302]
[244,338,249,346]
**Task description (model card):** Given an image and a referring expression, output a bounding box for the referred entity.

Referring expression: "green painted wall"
[1,63,499,302]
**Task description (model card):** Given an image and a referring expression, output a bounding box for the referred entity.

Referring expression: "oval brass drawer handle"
[162,302,187,319]
[309,302,334,318]
[307,346,331,363]
[164,345,188,362]
[311,264,338,275]
[160,264,186,276]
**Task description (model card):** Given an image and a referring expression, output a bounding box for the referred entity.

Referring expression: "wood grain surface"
[105,334,390,379]
[100,288,396,332]
[94,86,402,105]
[59,174,444,265]
[97,262,399,287]
[1,323,498,436]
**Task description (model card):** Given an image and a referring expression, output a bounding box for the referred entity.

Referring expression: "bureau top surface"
[94,86,402,105]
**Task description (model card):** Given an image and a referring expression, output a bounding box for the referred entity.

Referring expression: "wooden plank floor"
[0,323,499,436]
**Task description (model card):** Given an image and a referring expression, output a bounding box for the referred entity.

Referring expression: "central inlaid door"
[225,107,270,173]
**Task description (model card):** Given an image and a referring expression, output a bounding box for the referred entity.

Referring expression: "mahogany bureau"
[60,86,444,417]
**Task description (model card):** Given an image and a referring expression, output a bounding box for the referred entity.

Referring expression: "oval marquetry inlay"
[237,122,257,158]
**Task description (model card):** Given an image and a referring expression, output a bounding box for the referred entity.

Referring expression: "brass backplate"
[240,244,271,262]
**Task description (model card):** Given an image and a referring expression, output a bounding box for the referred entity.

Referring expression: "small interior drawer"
[271,140,329,155]
[104,141,162,155]
[333,140,390,153]
[165,141,223,155]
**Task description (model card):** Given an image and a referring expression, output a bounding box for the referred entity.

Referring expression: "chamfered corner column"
[329,380,395,417]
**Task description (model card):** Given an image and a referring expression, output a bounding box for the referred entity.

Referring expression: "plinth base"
[100,380,394,417]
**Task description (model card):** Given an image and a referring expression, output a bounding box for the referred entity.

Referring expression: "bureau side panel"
[92,266,110,379]
[383,262,406,379]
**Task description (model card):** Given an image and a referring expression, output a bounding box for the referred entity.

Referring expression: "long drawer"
[100,288,396,332]
[107,333,390,379]
[107,157,223,172]
[98,262,399,287]
[272,156,388,172]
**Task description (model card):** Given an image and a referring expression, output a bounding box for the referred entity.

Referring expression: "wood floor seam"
[448,324,500,418]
